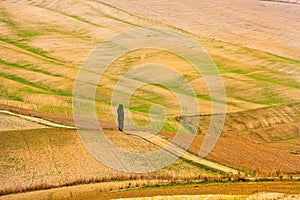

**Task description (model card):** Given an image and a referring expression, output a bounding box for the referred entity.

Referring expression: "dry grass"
[0,128,221,196]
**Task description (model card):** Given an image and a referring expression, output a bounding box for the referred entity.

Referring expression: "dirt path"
[0,109,238,174]
[127,131,240,175]
[0,110,75,129]
[0,113,48,131]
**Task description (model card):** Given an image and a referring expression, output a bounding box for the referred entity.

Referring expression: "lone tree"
[117,104,124,132]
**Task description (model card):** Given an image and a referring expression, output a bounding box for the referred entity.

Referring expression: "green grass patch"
[196,94,211,101]
[43,27,92,40]
[163,122,178,132]
[231,42,300,65]
[0,86,23,101]
[0,16,18,29]
[247,73,300,89]
[0,72,71,97]
[219,68,248,75]
[68,14,105,28]
[0,59,62,77]
[0,8,40,40]
[266,52,300,64]
[0,37,62,63]
[39,105,72,115]
[0,8,18,29]
[179,157,226,175]
[230,91,286,106]
[17,29,40,39]
[103,14,143,27]
[215,45,224,49]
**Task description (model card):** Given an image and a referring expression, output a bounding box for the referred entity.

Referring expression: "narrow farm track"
[0,110,75,129]
[127,131,239,175]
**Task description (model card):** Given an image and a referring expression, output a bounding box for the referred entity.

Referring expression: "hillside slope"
[0,128,221,195]
[161,103,300,174]
[102,0,300,61]
[0,0,299,193]
[0,0,299,126]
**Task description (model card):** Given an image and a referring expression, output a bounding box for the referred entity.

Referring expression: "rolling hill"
[0,0,299,198]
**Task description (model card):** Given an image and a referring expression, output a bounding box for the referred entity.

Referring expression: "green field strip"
[221,69,300,90]
[246,73,300,89]
[0,85,23,101]
[37,6,106,28]
[103,14,143,27]
[0,59,63,77]
[0,72,71,97]
[0,37,72,67]
[0,8,18,29]
[222,71,299,106]
[208,36,300,64]
[42,26,94,41]
[0,8,40,40]
[228,91,289,105]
